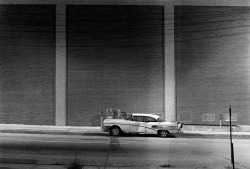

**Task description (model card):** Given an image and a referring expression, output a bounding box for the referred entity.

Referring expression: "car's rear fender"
[103,119,129,133]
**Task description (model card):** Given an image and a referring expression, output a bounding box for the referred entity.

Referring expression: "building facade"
[0,0,250,126]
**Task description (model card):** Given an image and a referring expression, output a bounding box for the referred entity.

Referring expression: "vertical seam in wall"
[162,5,166,120]
[53,4,56,125]
[174,5,177,121]
[55,3,67,126]
[66,4,68,126]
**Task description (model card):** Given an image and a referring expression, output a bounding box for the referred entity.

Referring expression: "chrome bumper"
[101,126,111,132]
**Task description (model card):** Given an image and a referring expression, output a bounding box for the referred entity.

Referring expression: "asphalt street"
[0,133,250,169]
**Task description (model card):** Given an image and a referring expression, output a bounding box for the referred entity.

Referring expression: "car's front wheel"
[110,126,121,136]
[158,130,170,137]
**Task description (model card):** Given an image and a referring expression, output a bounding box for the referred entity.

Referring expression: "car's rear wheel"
[158,130,170,137]
[110,126,121,136]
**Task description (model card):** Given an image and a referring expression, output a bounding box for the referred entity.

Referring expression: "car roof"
[132,113,160,119]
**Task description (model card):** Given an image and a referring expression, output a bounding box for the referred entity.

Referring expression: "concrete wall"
[0,5,55,125]
[176,6,250,125]
[67,5,164,126]
[0,0,250,126]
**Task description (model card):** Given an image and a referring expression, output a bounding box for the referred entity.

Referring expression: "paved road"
[0,133,250,169]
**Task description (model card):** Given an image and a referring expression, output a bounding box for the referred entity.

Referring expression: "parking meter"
[219,115,222,131]
[101,112,104,127]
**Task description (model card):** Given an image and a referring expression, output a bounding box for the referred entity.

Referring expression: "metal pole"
[220,119,222,131]
[220,115,222,131]
[229,105,235,169]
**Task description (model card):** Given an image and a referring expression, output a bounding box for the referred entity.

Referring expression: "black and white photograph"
[0,0,250,169]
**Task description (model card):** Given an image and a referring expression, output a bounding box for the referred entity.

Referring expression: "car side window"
[133,116,144,122]
[145,116,157,122]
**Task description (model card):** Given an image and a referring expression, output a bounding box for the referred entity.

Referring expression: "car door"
[145,116,159,134]
[133,116,146,133]
[128,120,140,133]
[139,121,146,133]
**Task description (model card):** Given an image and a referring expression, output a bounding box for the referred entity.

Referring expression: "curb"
[180,129,250,139]
[0,124,103,135]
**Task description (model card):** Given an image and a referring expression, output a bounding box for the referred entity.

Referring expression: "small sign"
[224,113,237,121]
[202,113,215,122]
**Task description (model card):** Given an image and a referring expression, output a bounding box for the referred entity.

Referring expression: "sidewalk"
[0,124,250,138]
[0,124,103,135]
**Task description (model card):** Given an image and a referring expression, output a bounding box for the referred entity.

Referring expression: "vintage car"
[102,113,183,137]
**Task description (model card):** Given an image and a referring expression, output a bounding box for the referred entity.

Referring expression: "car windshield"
[157,117,165,122]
